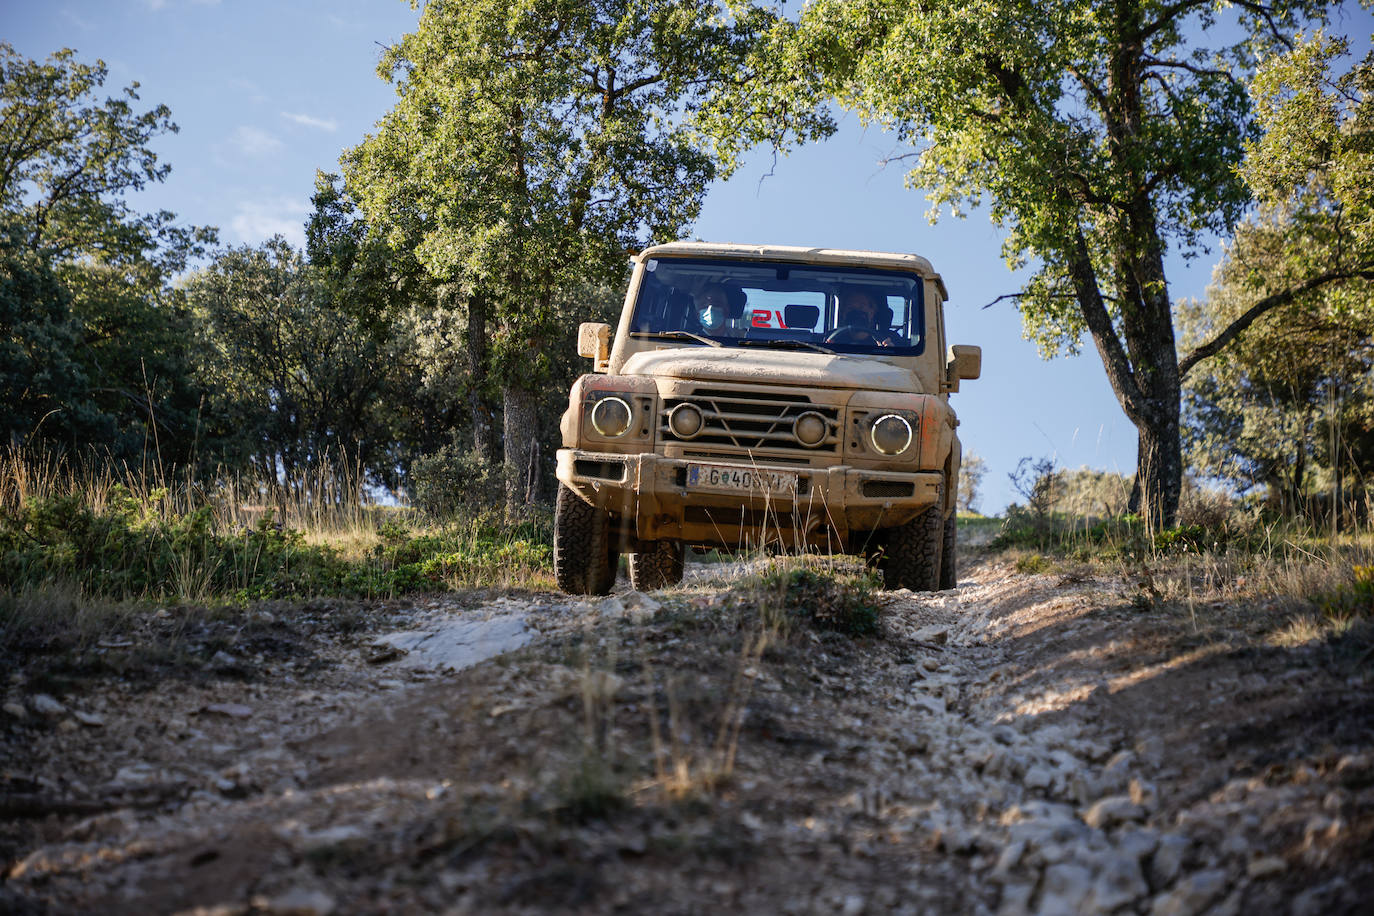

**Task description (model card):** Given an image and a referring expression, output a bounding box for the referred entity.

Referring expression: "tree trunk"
[1135,406,1182,534]
[502,382,538,514]
[465,291,497,465]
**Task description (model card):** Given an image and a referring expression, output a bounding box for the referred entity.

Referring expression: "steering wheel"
[824,325,879,345]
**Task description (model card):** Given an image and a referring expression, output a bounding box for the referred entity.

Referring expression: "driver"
[836,289,897,346]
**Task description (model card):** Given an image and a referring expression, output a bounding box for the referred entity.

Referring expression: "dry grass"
[0,442,409,544]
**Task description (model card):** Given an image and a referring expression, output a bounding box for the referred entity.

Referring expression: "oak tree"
[344,0,779,510]
[706,0,1342,528]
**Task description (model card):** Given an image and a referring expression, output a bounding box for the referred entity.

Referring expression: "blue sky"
[9,0,1372,512]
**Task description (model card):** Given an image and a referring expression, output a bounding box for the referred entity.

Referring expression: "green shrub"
[758,565,881,637]
[1313,564,1374,620]
[409,444,505,519]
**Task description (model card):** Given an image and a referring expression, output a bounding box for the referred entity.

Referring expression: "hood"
[619,346,918,393]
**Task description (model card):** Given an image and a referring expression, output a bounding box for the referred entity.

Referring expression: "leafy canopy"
[712,0,1325,356]
[344,0,780,382]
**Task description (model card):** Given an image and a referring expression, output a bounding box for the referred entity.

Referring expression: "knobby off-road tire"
[554,484,618,595]
[880,484,945,592]
[628,540,685,591]
[939,513,957,590]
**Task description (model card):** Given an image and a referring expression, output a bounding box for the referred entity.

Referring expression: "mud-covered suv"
[554,242,980,595]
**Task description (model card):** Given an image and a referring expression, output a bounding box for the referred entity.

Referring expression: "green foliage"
[1181,33,1374,516]
[0,489,553,603]
[757,565,881,638]
[409,442,508,518]
[708,0,1334,529]
[344,0,779,506]
[0,43,215,461]
[1312,564,1374,621]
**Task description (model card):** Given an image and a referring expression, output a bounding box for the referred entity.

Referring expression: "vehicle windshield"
[628,256,926,356]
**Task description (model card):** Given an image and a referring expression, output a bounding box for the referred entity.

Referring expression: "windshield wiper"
[736,338,835,355]
[630,330,723,348]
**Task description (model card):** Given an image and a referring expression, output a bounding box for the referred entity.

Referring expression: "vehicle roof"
[637,241,949,300]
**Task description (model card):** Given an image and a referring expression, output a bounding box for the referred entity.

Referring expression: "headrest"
[784,303,821,329]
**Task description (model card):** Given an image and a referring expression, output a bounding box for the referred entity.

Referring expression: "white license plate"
[686,463,799,494]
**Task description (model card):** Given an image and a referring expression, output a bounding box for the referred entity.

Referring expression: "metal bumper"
[556,448,942,549]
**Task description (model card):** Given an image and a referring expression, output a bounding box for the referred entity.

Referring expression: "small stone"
[73,710,105,727]
[996,882,1035,916]
[1129,777,1158,809]
[203,703,253,718]
[1246,855,1286,878]
[210,650,239,668]
[1149,869,1228,916]
[30,694,66,717]
[57,718,79,732]
[1038,863,1094,915]
[1116,827,1159,863]
[1087,851,1149,912]
[1150,833,1191,887]
[1135,735,1165,765]
[911,694,946,716]
[990,839,1026,878]
[1083,795,1145,829]
[841,894,865,916]
[599,591,661,622]
[1024,765,1053,790]
[914,625,950,645]
[3,701,27,720]
[260,887,336,915]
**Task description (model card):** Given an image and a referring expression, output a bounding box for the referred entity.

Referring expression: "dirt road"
[3,556,1372,914]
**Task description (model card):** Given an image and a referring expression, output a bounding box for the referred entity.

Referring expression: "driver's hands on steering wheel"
[825,326,895,346]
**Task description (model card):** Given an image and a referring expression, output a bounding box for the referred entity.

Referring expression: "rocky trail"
[3,553,1372,915]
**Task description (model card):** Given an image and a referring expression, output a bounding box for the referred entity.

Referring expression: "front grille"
[661,387,840,457]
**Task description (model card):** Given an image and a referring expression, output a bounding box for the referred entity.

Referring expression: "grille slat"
[661,388,841,457]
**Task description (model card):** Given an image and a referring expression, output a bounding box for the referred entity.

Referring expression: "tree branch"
[1068,224,1149,422]
[981,291,1086,309]
[1178,267,1374,378]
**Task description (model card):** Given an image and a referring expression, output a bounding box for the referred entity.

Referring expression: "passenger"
[693,282,740,336]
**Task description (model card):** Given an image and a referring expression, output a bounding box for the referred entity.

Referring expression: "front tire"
[939,514,957,590]
[628,540,685,591]
[555,484,618,595]
[880,485,944,592]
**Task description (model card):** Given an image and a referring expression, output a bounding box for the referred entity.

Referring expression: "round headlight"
[668,403,704,439]
[794,411,828,447]
[590,396,632,437]
[870,413,913,456]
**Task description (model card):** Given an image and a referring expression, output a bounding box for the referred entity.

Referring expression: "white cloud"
[230,126,284,158]
[281,111,339,132]
[231,198,309,249]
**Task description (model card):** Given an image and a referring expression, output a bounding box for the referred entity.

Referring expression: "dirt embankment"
[3,556,1372,915]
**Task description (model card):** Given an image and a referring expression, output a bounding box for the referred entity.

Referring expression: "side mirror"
[945,344,981,392]
[578,322,612,368]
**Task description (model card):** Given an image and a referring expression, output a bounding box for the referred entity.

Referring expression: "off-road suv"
[554,242,980,594]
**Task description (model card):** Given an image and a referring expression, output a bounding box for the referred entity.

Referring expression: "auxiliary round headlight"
[590,396,632,437]
[870,413,913,456]
[793,411,828,447]
[668,403,704,439]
